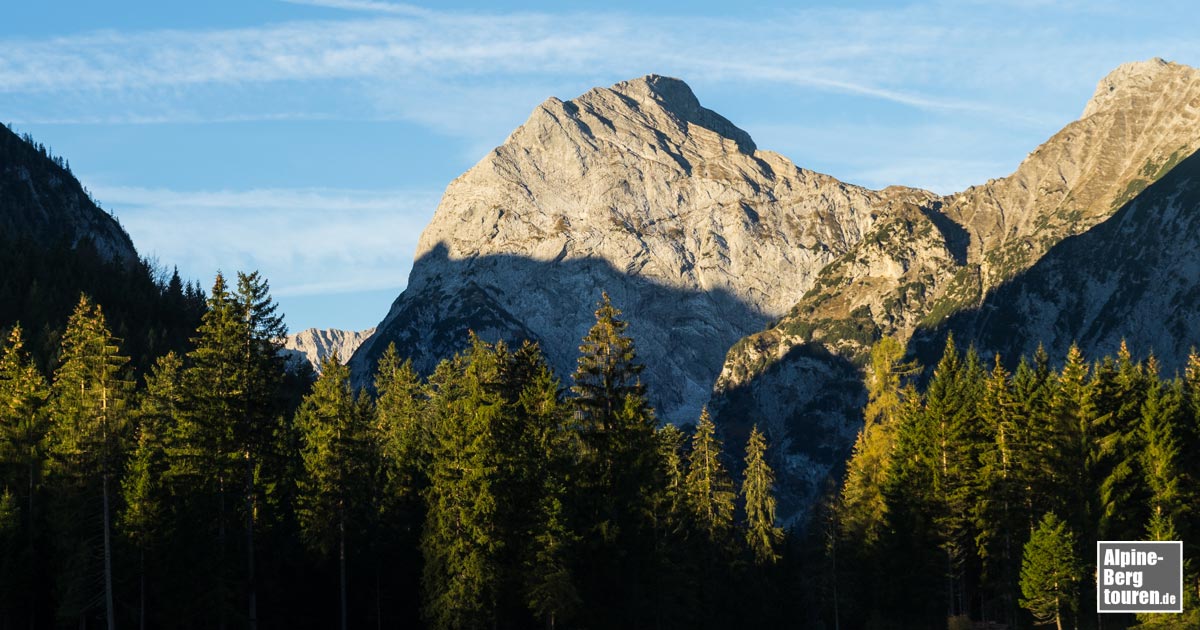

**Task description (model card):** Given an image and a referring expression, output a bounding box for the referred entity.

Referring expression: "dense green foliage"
[0,286,794,629]
[830,336,1200,629]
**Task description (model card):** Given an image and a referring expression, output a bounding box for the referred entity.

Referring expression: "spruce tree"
[165,274,241,626]
[881,379,950,625]
[122,351,182,630]
[507,345,580,629]
[375,342,428,504]
[1050,345,1095,524]
[571,292,645,432]
[372,341,428,624]
[840,336,916,546]
[1009,355,1055,532]
[569,292,658,625]
[525,492,580,630]
[167,271,285,629]
[685,407,735,541]
[1140,376,1184,541]
[231,271,286,630]
[742,425,782,565]
[1019,513,1082,630]
[295,353,373,630]
[1093,342,1149,541]
[47,295,132,630]
[420,341,503,629]
[923,336,983,619]
[0,324,49,625]
[973,356,1022,625]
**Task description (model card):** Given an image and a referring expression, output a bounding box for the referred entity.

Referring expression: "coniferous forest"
[828,336,1200,630]
[0,279,802,630]
[3,260,1199,629]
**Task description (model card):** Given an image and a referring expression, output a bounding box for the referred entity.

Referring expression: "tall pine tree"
[295,352,374,630]
[166,271,286,629]
[47,295,132,630]
[569,292,658,626]
[420,340,503,629]
[122,351,182,630]
[742,425,782,565]
[685,407,735,541]
[1019,513,1082,630]
[0,324,50,626]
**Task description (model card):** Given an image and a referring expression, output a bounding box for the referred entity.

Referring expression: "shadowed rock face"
[0,124,136,262]
[353,60,1200,524]
[713,59,1200,522]
[350,74,926,423]
[912,148,1200,374]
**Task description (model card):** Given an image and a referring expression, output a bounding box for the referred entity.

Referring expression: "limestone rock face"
[285,327,376,372]
[714,58,1200,521]
[351,60,1200,524]
[0,124,136,262]
[350,75,907,423]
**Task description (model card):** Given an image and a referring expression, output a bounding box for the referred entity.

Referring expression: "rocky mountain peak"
[1081,57,1192,118]
[284,327,375,373]
[351,59,1200,524]
[605,74,757,154]
[523,74,757,158]
[353,75,888,423]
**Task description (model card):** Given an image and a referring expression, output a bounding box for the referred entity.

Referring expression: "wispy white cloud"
[9,1,1200,332]
[281,0,434,16]
[0,4,1033,119]
[6,3,1196,132]
[93,184,441,297]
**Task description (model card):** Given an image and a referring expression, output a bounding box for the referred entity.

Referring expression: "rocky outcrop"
[285,327,375,372]
[350,75,923,423]
[0,124,136,262]
[714,59,1200,521]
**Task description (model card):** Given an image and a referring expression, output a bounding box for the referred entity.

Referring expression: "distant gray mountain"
[284,327,376,372]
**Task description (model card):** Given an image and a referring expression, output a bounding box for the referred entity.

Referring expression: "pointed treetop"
[571,291,646,426]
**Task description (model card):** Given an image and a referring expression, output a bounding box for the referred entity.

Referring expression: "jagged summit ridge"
[284,327,375,372]
[602,74,757,154]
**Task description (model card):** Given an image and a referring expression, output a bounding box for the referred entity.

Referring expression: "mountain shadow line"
[909,147,1200,373]
[350,241,774,426]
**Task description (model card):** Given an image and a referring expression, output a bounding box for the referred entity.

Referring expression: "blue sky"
[4,0,1198,333]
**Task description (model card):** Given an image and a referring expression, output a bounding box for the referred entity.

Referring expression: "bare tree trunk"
[139,549,146,630]
[245,454,257,630]
[29,459,36,630]
[219,477,227,630]
[103,473,116,630]
[339,506,348,630]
